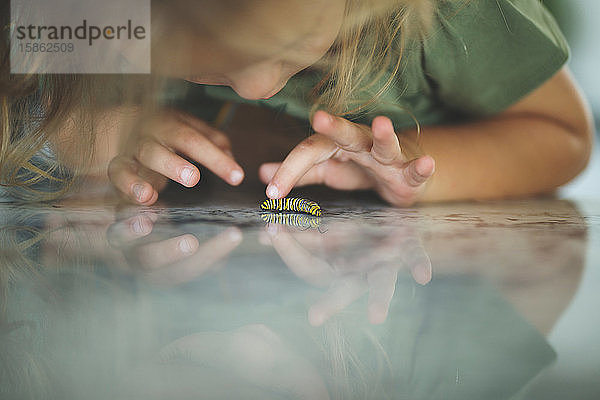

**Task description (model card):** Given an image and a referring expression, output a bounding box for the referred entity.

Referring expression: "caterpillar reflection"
[260,213,323,230]
[260,197,322,217]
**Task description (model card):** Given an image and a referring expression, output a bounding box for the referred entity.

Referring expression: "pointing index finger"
[266,134,338,199]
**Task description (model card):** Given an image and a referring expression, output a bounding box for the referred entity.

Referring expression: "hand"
[108,110,245,205]
[106,211,243,286]
[39,203,242,286]
[259,111,435,207]
[261,219,432,326]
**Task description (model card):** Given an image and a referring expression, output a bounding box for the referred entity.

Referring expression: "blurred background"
[543,0,600,118]
[538,3,600,398]
[544,0,600,197]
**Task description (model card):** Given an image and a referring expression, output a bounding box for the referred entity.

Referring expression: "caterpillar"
[260,213,323,230]
[260,197,322,217]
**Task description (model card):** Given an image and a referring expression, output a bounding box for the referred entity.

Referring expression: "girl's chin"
[184,76,232,87]
[234,88,281,101]
[182,78,284,100]
[259,83,287,100]
[260,91,278,100]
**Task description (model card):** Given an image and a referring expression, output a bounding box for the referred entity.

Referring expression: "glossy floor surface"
[1,194,599,400]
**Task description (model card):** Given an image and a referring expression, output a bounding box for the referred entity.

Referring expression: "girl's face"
[156,0,345,100]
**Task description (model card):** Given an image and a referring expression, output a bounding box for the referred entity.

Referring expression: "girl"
[0,0,594,205]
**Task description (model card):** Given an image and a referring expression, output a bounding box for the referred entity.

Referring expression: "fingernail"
[131,217,150,235]
[230,170,243,185]
[308,307,326,327]
[266,184,279,198]
[180,167,195,186]
[414,262,432,285]
[132,219,143,234]
[227,228,242,242]
[132,184,146,201]
[179,237,195,254]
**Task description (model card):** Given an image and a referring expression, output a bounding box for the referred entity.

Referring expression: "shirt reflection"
[0,200,587,400]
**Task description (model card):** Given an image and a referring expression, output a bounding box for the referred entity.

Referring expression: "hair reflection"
[0,200,589,400]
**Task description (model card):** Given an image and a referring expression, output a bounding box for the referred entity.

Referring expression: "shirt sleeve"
[422,0,570,117]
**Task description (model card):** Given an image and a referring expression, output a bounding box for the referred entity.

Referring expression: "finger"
[108,156,159,205]
[142,227,242,286]
[261,159,373,190]
[266,134,337,199]
[136,165,170,192]
[258,163,280,184]
[131,234,200,270]
[165,125,244,186]
[405,248,433,286]
[111,157,168,195]
[410,258,432,286]
[106,213,156,248]
[135,138,201,187]
[113,205,160,224]
[266,224,334,287]
[367,267,398,324]
[175,112,233,154]
[371,116,402,164]
[312,110,372,153]
[403,155,435,187]
[308,275,366,327]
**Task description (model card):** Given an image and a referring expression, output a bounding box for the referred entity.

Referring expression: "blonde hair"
[314,0,436,116]
[0,0,441,201]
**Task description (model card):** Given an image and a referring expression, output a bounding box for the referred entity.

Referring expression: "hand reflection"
[40,205,242,286]
[119,324,330,400]
[105,211,243,286]
[262,218,432,326]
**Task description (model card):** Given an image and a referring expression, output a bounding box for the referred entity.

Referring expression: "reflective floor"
[1,194,599,400]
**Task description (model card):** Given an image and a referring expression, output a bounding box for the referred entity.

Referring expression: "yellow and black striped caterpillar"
[260,197,322,217]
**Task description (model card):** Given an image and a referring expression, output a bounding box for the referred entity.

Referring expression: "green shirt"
[194,0,569,130]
